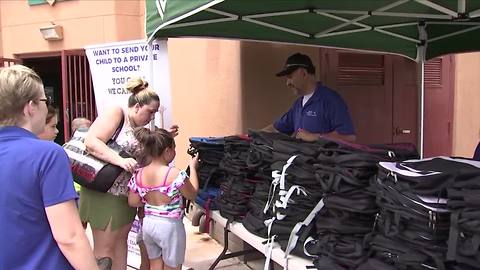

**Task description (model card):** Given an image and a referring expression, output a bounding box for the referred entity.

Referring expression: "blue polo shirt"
[0,127,77,270]
[274,83,355,136]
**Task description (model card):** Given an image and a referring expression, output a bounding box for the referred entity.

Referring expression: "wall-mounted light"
[39,24,63,41]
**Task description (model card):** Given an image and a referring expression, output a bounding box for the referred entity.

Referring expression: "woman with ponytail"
[80,77,178,270]
[128,127,199,270]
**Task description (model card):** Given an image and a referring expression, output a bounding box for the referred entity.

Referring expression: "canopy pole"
[149,39,156,131]
[417,22,427,158]
[458,0,466,14]
[418,61,425,158]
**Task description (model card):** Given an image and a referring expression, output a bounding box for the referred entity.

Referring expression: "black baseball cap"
[276,53,315,77]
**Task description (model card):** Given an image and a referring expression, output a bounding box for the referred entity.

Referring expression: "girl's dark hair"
[134,127,174,159]
[46,104,58,124]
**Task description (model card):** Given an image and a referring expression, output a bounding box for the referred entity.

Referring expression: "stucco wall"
[167,38,242,168]
[0,0,145,57]
[169,40,321,168]
[453,53,480,157]
[168,39,322,168]
[240,41,319,131]
[0,3,3,55]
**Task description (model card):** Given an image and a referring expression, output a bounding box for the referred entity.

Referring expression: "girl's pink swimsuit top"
[128,167,188,219]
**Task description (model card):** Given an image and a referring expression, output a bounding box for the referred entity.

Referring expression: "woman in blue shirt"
[0,65,98,270]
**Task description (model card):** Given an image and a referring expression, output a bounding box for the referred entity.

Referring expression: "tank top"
[107,108,140,196]
[128,167,188,219]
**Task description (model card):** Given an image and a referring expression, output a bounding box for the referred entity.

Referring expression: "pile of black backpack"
[239,133,420,269]
[188,133,480,270]
[241,131,324,249]
[358,157,480,270]
[188,137,226,189]
[268,138,325,260]
[216,135,262,221]
[446,158,480,270]
[301,139,418,269]
[187,137,225,227]
[242,130,284,237]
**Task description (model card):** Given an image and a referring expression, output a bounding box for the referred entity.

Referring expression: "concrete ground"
[181,221,252,270]
[86,219,252,270]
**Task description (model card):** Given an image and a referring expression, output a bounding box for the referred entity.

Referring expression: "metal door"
[319,49,418,146]
[423,56,454,157]
[392,57,419,146]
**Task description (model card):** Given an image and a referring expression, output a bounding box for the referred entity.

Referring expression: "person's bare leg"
[92,221,118,263]
[112,222,133,270]
[163,263,181,270]
[139,241,150,270]
[149,257,164,270]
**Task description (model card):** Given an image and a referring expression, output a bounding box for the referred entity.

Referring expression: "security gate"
[61,50,97,140]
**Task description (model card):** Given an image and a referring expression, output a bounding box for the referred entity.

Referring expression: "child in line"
[37,104,59,141]
[128,127,199,270]
[70,117,93,213]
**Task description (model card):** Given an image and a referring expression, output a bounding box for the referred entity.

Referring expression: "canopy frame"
[149,0,480,62]
[147,0,480,157]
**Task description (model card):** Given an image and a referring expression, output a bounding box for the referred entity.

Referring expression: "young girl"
[128,127,199,270]
[37,104,59,141]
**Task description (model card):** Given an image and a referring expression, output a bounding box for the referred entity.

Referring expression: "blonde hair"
[126,77,159,108]
[0,65,43,126]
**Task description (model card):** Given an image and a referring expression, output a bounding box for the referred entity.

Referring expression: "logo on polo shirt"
[306,110,317,117]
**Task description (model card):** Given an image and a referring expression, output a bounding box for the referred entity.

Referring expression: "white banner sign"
[85,39,172,129]
[126,217,142,269]
[85,39,173,269]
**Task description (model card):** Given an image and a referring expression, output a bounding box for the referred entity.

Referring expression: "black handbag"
[63,116,129,192]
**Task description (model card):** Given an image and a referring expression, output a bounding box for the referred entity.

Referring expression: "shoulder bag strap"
[107,109,125,144]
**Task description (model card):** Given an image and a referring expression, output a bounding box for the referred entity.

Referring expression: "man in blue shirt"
[265,53,356,142]
[0,65,98,270]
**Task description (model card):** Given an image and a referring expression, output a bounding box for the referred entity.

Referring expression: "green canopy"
[146,0,480,61]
